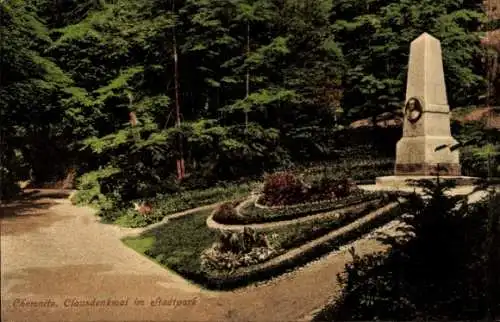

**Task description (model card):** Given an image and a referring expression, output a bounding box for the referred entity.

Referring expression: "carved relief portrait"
[405,97,423,123]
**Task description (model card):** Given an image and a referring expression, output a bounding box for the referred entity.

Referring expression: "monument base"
[376,175,481,188]
[395,163,461,176]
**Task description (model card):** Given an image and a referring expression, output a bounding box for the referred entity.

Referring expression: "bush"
[78,179,254,227]
[113,209,150,227]
[262,170,364,207]
[72,167,123,210]
[314,181,500,321]
[212,202,241,223]
[262,171,307,206]
[153,185,253,216]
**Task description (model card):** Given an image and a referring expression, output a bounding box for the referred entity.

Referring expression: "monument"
[395,32,460,176]
[376,33,479,187]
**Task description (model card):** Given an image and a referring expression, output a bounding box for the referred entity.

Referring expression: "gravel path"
[0,189,392,322]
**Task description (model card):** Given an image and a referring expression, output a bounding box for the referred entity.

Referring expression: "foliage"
[143,209,218,280]
[126,195,402,290]
[271,199,390,250]
[333,0,486,120]
[224,192,385,224]
[212,201,243,223]
[456,121,500,177]
[261,171,307,206]
[0,168,22,202]
[200,227,281,272]
[72,166,122,210]
[307,176,359,200]
[261,170,366,207]
[315,180,500,320]
[113,208,150,228]
[1,0,490,213]
[100,184,253,227]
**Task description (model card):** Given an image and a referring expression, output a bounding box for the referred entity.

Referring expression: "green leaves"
[95,66,145,103]
[335,0,486,120]
[223,88,297,113]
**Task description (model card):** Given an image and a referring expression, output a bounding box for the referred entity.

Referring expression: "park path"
[1,187,491,322]
[0,189,389,322]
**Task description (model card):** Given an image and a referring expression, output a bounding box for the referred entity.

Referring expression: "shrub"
[72,167,122,210]
[212,202,240,223]
[315,180,500,321]
[262,170,363,206]
[333,178,358,198]
[262,171,306,206]
[308,176,359,200]
[114,209,150,227]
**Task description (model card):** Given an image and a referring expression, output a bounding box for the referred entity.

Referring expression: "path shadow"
[0,189,74,235]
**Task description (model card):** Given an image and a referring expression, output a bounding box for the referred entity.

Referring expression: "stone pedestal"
[375,175,480,188]
[394,33,460,176]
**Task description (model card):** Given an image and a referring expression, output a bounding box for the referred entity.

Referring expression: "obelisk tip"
[412,32,439,43]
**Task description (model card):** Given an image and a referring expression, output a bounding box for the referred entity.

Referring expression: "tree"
[333,0,485,121]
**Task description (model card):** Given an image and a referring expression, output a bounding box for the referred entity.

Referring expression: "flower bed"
[208,198,386,233]
[202,201,403,290]
[124,198,404,290]
[204,198,392,273]
[219,191,390,225]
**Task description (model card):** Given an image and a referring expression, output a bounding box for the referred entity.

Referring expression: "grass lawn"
[123,209,218,283]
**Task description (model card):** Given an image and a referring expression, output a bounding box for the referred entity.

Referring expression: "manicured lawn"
[123,236,156,254]
[124,209,218,282]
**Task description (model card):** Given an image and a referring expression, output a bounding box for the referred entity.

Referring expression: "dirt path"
[0,189,391,322]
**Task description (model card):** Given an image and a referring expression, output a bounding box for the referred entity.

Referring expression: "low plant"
[261,171,307,206]
[200,228,282,272]
[212,201,241,223]
[97,183,253,227]
[261,170,362,207]
[114,209,150,227]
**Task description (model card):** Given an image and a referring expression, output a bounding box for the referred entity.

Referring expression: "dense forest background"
[1,0,498,202]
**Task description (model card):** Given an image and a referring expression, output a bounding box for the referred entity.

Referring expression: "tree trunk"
[245,20,250,131]
[172,1,185,180]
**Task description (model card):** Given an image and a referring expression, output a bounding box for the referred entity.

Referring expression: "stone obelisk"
[394,32,460,176]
